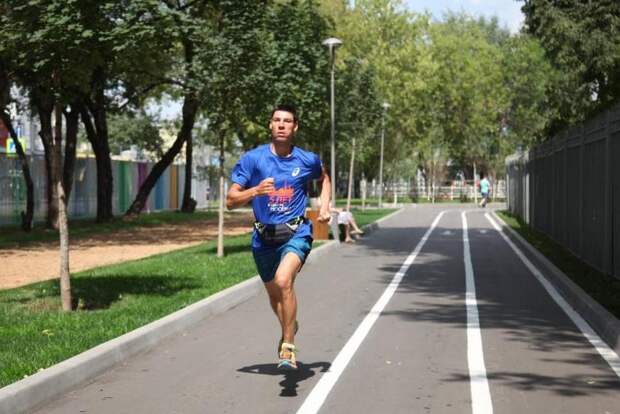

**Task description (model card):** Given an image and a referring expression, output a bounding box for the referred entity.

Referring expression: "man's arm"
[226,178,275,210]
[317,167,331,222]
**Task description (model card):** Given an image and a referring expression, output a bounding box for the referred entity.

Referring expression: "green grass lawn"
[353,208,397,227]
[496,211,620,320]
[0,208,395,388]
[0,210,219,249]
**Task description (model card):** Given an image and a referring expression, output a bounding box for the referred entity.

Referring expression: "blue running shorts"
[252,236,313,283]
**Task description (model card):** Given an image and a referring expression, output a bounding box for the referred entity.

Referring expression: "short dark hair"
[271,104,298,122]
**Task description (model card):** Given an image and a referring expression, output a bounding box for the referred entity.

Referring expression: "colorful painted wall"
[0,156,209,225]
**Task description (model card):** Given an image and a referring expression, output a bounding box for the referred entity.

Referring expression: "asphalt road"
[34,205,620,414]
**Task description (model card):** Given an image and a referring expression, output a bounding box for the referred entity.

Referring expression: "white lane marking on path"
[462,212,494,414]
[486,212,620,378]
[296,211,447,414]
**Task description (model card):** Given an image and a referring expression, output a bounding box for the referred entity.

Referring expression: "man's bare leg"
[264,252,302,344]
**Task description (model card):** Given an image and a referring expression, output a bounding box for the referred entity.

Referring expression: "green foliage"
[237,0,332,152]
[331,0,428,171]
[106,112,164,158]
[0,0,171,103]
[335,58,382,178]
[425,14,508,173]
[326,2,557,180]
[522,0,620,133]
[0,0,561,187]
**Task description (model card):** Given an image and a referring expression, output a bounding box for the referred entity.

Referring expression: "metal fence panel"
[613,130,620,278]
[566,146,581,255]
[117,161,131,214]
[169,165,178,210]
[175,165,184,209]
[154,169,166,210]
[69,158,97,217]
[506,104,619,278]
[552,139,566,244]
[582,139,606,270]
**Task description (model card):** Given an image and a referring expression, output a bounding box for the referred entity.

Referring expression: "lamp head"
[322,37,343,49]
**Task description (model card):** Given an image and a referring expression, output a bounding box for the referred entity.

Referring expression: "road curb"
[0,276,264,414]
[0,209,403,414]
[491,211,620,356]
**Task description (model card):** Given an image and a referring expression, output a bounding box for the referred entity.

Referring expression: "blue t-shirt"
[231,144,323,249]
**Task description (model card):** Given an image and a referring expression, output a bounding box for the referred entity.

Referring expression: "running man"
[479,173,491,207]
[226,104,331,370]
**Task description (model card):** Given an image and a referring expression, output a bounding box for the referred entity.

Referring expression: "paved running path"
[35,205,620,414]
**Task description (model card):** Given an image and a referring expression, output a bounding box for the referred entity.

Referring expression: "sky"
[403,0,525,34]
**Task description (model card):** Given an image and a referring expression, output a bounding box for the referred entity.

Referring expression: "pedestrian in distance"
[479,172,491,208]
[329,205,364,243]
[226,104,331,370]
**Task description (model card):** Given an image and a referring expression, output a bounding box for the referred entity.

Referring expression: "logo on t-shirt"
[268,183,294,212]
[292,167,300,177]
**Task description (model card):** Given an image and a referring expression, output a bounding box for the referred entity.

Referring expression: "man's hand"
[255,177,275,196]
[317,207,331,223]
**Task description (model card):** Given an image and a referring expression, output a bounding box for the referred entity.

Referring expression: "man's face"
[269,110,298,143]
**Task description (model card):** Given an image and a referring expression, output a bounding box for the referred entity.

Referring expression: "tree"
[500,34,556,148]
[196,0,268,256]
[521,0,620,133]
[124,0,269,243]
[321,0,430,185]
[75,0,174,222]
[422,15,508,180]
[237,0,331,154]
[334,57,381,208]
[0,0,120,310]
[106,111,164,159]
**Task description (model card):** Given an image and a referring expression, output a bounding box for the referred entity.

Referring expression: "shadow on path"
[345,219,620,398]
[238,361,331,397]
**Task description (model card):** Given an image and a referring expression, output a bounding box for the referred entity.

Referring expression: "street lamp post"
[378,101,390,208]
[322,37,342,203]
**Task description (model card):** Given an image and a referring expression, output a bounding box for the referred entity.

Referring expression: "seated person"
[332,207,364,243]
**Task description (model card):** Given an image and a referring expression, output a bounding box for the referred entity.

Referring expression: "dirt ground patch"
[0,212,255,290]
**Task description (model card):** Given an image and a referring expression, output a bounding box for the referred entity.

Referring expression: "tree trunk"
[361,175,366,211]
[0,112,34,231]
[181,130,196,212]
[54,103,72,311]
[430,163,435,204]
[346,137,355,212]
[217,134,225,258]
[62,106,79,202]
[79,82,114,222]
[393,182,397,206]
[0,62,34,231]
[492,171,496,203]
[35,94,59,230]
[80,105,114,222]
[125,96,199,217]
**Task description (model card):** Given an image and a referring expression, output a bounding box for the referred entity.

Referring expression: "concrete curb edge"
[491,210,620,356]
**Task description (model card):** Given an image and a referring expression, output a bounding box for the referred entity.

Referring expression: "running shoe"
[278,342,298,370]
